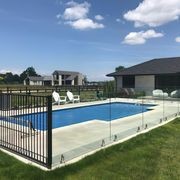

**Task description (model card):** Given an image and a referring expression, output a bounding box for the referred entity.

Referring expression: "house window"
[155,74,180,89]
[122,75,135,88]
[66,80,72,85]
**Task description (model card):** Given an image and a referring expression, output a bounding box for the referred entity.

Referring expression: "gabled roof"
[53,70,79,75]
[27,76,52,81]
[43,76,52,81]
[28,76,43,81]
[66,74,77,81]
[107,57,180,77]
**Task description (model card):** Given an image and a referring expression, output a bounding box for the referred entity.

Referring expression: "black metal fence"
[0,93,52,169]
[0,85,105,103]
[0,85,104,95]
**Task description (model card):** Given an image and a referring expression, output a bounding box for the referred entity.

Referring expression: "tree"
[115,66,125,72]
[0,76,4,84]
[4,72,14,83]
[20,66,39,83]
[83,75,88,85]
[3,73,21,84]
[103,81,115,96]
[13,74,21,83]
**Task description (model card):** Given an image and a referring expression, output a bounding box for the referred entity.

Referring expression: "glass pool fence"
[51,87,180,168]
[0,86,180,169]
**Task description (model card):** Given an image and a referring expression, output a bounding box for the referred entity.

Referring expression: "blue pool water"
[13,102,152,130]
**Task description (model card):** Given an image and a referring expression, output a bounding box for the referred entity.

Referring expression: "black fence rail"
[0,85,104,95]
[0,85,105,103]
[0,93,52,169]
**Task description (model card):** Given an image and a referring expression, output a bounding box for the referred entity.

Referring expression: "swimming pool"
[16,102,153,130]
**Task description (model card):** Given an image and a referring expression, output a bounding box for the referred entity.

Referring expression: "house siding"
[135,75,155,94]
[116,76,123,91]
[115,75,155,95]
[77,74,84,85]
[58,75,62,85]
[29,80,43,86]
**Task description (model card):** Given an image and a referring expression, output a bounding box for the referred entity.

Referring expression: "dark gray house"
[107,57,180,93]
[52,70,84,86]
[24,70,84,86]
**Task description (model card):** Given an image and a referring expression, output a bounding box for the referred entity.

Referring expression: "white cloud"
[66,1,78,6]
[56,14,61,19]
[95,15,104,21]
[175,36,180,42]
[66,18,104,30]
[63,1,90,20]
[124,0,180,27]
[57,1,104,30]
[0,69,21,74]
[123,29,164,45]
[116,18,125,24]
[0,69,11,74]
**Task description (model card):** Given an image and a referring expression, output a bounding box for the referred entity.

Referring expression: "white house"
[24,76,52,86]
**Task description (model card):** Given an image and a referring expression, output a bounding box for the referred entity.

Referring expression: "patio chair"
[170,90,180,98]
[152,89,168,98]
[118,88,129,97]
[127,88,135,96]
[52,91,67,105]
[66,90,80,103]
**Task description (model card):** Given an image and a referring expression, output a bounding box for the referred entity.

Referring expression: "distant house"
[24,70,84,86]
[52,70,84,86]
[107,57,180,94]
[24,76,53,86]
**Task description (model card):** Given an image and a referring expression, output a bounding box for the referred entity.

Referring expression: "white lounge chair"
[52,91,67,105]
[66,91,80,103]
[152,89,168,98]
[170,90,180,98]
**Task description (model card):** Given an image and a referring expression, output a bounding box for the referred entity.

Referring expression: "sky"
[0,0,180,81]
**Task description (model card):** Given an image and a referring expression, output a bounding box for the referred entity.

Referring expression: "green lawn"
[0,119,180,180]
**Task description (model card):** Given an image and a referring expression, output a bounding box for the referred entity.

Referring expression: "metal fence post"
[109,93,112,140]
[141,97,144,129]
[78,86,81,95]
[47,95,52,169]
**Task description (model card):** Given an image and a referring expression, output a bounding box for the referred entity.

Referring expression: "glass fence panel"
[52,97,111,167]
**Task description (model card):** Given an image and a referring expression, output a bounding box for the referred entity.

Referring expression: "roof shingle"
[53,70,79,75]
[107,57,180,76]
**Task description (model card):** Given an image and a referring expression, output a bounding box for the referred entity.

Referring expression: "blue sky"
[0,0,180,80]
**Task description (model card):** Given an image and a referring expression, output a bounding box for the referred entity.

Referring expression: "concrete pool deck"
[51,98,179,167]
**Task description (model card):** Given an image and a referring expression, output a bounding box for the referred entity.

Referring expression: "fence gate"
[0,93,52,169]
